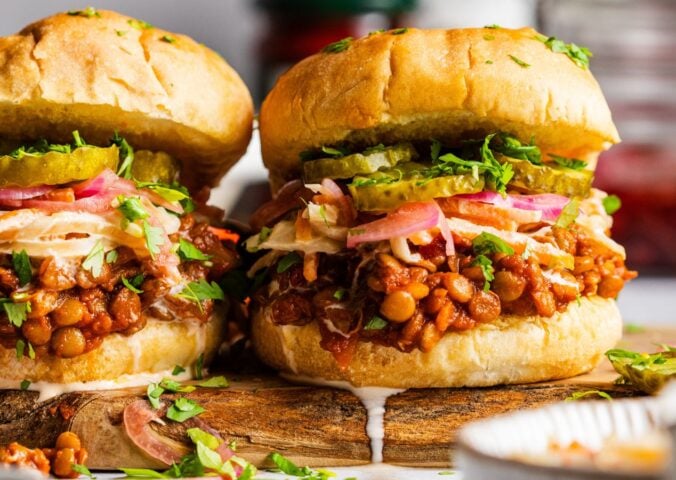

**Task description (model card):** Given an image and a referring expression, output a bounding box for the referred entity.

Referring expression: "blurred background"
[3,1,675,317]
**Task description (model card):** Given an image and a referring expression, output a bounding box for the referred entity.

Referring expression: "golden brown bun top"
[260,27,619,190]
[0,10,253,189]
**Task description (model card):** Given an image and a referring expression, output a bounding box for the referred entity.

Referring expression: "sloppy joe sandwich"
[0,9,253,385]
[248,27,636,388]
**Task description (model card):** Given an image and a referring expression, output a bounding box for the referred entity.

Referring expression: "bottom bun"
[0,308,226,384]
[252,296,622,388]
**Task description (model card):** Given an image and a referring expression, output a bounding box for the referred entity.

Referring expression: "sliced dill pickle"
[349,162,484,211]
[132,150,179,183]
[303,144,416,183]
[503,157,593,197]
[0,146,119,187]
[607,349,676,394]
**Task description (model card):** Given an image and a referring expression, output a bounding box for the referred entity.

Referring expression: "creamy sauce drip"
[282,374,404,463]
[2,369,192,402]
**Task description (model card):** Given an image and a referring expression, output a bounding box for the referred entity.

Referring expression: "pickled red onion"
[455,192,568,221]
[0,185,54,202]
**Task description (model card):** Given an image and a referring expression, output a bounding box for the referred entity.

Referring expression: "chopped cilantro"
[472,232,515,256]
[491,133,542,165]
[333,288,347,300]
[11,250,32,287]
[565,390,613,402]
[167,397,205,422]
[197,376,229,388]
[258,226,272,244]
[471,255,494,291]
[142,220,165,259]
[364,316,387,331]
[159,378,196,393]
[509,54,530,68]
[276,252,302,274]
[105,249,118,264]
[20,379,30,390]
[485,59,494,64]
[117,196,149,222]
[71,463,96,479]
[15,339,35,360]
[391,27,408,35]
[160,35,177,44]
[128,18,154,30]
[172,365,186,376]
[177,279,224,310]
[551,154,587,170]
[194,353,204,380]
[67,7,100,18]
[115,30,127,37]
[2,301,30,328]
[82,240,105,277]
[268,452,334,479]
[602,194,621,215]
[112,132,135,179]
[178,239,211,262]
[121,276,143,294]
[322,37,352,53]
[536,34,592,69]
[484,24,501,29]
[147,382,164,409]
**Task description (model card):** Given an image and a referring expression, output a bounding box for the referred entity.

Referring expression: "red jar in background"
[539,0,676,274]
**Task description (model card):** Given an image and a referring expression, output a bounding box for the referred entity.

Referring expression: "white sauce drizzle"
[2,369,192,402]
[283,374,404,463]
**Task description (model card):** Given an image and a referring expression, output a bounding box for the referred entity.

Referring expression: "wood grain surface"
[0,327,673,469]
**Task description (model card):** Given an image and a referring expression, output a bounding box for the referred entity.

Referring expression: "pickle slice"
[349,162,484,211]
[303,144,416,183]
[503,157,593,197]
[0,146,119,187]
[607,348,676,394]
[132,150,179,184]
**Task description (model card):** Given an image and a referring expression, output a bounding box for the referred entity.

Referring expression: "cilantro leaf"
[160,35,177,44]
[105,249,118,264]
[67,7,100,18]
[602,194,621,215]
[121,276,144,294]
[364,316,387,331]
[142,220,165,259]
[71,463,96,479]
[509,55,530,68]
[128,18,154,30]
[537,34,592,69]
[172,365,185,375]
[178,239,211,262]
[551,154,587,170]
[147,383,164,409]
[197,376,229,388]
[322,37,352,53]
[321,146,349,158]
[12,250,32,287]
[555,199,580,228]
[186,428,221,450]
[3,301,30,328]
[15,339,34,360]
[268,452,334,479]
[491,133,542,165]
[117,196,149,222]
[159,378,196,393]
[277,252,302,274]
[166,397,205,422]
[472,232,515,257]
[82,241,105,277]
[112,132,135,179]
[177,280,225,309]
[194,353,204,380]
[471,255,494,291]
[333,288,347,300]
[136,181,191,203]
[565,390,613,402]
[20,379,30,390]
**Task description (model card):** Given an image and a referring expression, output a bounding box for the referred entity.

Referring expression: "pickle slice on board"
[0,146,119,187]
[606,348,676,394]
[348,162,484,211]
[132,150,179,184]
[303,144,416,183]
[503,157,594,197]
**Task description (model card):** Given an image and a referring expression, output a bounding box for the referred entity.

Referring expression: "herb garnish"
[160,35,177,44]
[178,238,211,262]
[364,316,387,330]
[277,252,302,273]
[128,18,154,30]
[82,240,105,277]
[117,196,149,222]
[470,255,494,291]
[135,181,194,212]
[20,379,30,390]
[147,383,164,409]
[602,194,621,215]
[333,288,347,300]
[472,232,514,256]
[121,276,144,294]
[322,37,352,53]
[8,131,91,159]
[197,376,229,388]
[606,348,668,371]
[565,390,613,402]
[551,154,587,170]
[268,452,335,480]
[391,27,408,35]
[167,397,205,422]
[115,30,127,37]
[112,132,135,179]
[12,250,32,287]
[15,339,35,360]
[194,353,204,380]
[485,60,494,64]
[177,280,225,311]
[172,365,186,375]
[536,34,592,69]
[484,24,501,29]
[258,226,272,244]
[142,220,165,259]
[490,133,542,165]
[555,199,579,228]
[509,54,530,68]
[71,463,96,479]
[105,249,118,264]
[67,7,100,18]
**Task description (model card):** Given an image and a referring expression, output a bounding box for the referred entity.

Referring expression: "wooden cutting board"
[0,327,673,469]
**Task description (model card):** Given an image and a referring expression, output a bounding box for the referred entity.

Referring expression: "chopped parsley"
[177,280,224,310]
[82,241,105,277]
[606,348,668,371]
[555,199,579,228]
[142,220,165,259]
[602,194,621,215]
[536,34,592,69]
[322,37,352,53]
[117,196,149,222]
[128,18,154,30]
[172,365,186,375]
[2,301,30,328]
[490,133,542,165]
[364,316,387,331]
[391,27,408,35]
[67,7,100,18]
[472,232,515,256]
[20,379,30,390]
[121,276,144,294]
[551,154,587,170]
[276,252,302,274]
[11,250,32,287]
[112,132,135,179]
[8,131,91,159]
[160,35,177,44]
[470,255,494,291]
[565,390,613,402]
[508,54,530,68]
[178,238,211,262]
[167,397,205,422]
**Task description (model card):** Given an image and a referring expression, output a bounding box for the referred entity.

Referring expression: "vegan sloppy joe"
[248,27,636,388]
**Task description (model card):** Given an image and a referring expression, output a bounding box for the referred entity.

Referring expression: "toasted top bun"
[252,295,622,388]
[0,10,253,189]
[260,27,619,191]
